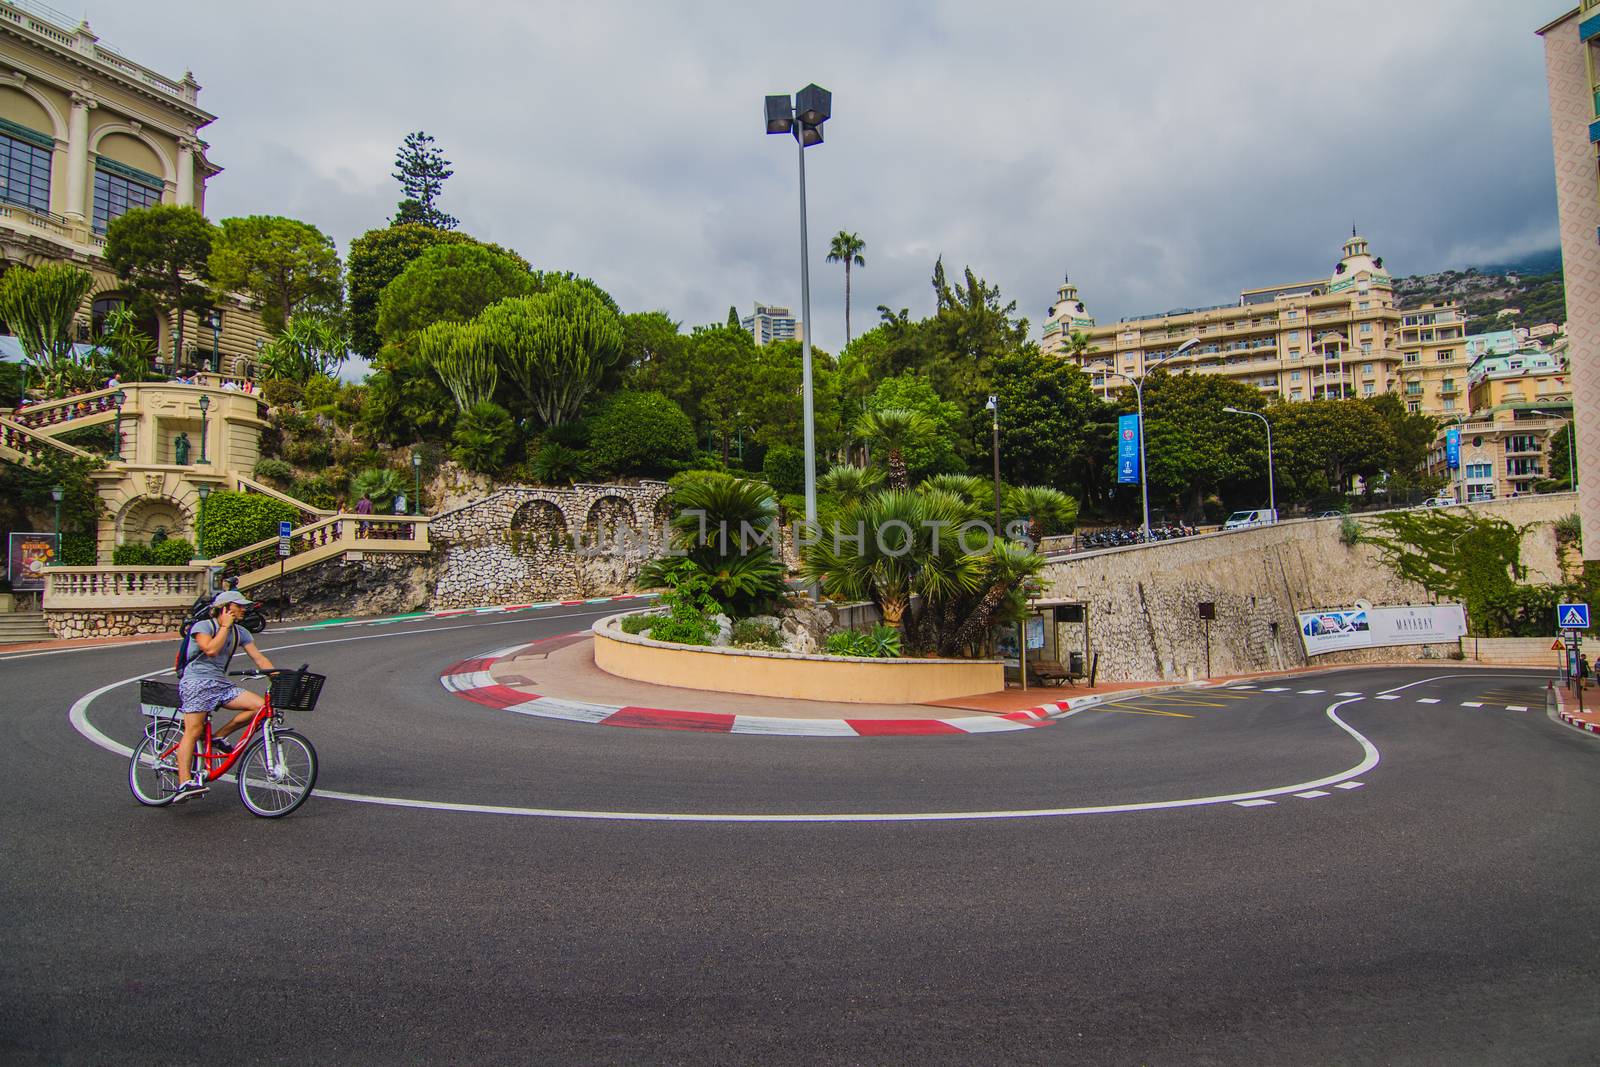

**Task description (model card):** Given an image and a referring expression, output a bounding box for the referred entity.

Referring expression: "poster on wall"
[7,532,57,591]
[1298,604,1467,656]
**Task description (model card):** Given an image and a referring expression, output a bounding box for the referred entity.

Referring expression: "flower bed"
[592,612,1003,704]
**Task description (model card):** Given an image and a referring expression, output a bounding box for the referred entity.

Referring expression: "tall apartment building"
[1539,5,1600,558]
[0,2,267,370]
[1042,234,1468,416]
[741,303,803,347]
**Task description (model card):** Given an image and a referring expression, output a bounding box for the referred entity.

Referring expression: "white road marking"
[1506,705,1529,712]
[1416,698,1440,704]
[1336,692,1363,697]
[1461,702,1484,708]
[68,673,1385,824]
[1234,799,1276,808]
[1334,781,1364,790]
[1298,689,1326,694]
[1228,685,1257,691]
[1375,695,1401,701]
[1295,790,1330,798]
[1262,687,1290,692]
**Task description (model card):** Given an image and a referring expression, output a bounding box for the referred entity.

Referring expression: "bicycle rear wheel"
[129,723,184,807]
[236,730,318,818]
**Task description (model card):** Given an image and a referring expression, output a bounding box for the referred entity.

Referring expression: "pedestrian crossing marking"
[1461,701,1484,708]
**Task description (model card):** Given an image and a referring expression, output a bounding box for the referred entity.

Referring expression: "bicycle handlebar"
[227,664,310,678]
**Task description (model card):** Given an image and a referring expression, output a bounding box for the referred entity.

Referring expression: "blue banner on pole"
[1445,427,1460,470]
[1117,414,1141,485]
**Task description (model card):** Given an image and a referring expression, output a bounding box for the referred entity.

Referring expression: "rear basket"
[139,679,182,718]
[269,670,326,712]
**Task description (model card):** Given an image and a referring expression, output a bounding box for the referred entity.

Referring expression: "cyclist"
[173,590,274,802]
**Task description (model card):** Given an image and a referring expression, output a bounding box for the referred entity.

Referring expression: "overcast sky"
[104,0,1557,360]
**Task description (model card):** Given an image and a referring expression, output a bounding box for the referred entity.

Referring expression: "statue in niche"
[173,432,190,466]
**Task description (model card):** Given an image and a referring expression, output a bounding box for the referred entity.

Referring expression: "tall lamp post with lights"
[205,310,221,374]
[50,484,63,565]
[111,389,127,459]
[1102,337,1199,540]
[197,394,210,464]
[985,394,1003,534]
[764,83,831,551]
[411,451,423,515]
[1222,406,1276,520]
[196,483,211,560]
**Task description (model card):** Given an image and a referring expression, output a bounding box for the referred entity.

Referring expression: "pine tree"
[727,306,741,329]
[391,131,458,230]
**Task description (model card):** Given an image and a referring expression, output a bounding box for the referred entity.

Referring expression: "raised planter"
[592,613,1004,704]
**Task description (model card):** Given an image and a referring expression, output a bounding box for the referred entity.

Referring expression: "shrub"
[198,491,299,557]
[620,613,664,635]
[349,467,405,511]
[1339,515,1361,547]
[825,625,902,658]
[543,419,591,450]
[253,458,294,486]
[113,541,152,565]
[530,443,587,486]
[762,445,805,495]
[587,391,695,476]
[731,619,783,650]
[282,435,332,468]
[646,616,713,645]
[303,374,341,411]
[260,379,304,409]
[59,531,97,566]
[289,471,344,510]
[451,401,515,473]
[149,538,196,565]
[638,563,719,645]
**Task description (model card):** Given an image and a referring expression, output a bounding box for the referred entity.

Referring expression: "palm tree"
[1064,330,1096,359]
[818,464,884,511]
[938,540,1046,657]
[1003,486,1079,545]
[826,232,866,345]
[856,407,934,490]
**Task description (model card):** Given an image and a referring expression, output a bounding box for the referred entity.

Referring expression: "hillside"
[1393,250,1566,335]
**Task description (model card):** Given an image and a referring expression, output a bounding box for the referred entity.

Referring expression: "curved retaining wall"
[591,615,1004,704]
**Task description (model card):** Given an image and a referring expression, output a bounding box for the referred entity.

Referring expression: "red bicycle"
[130,666,323,818]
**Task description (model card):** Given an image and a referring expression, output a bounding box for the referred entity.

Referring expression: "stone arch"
[584,495,639,547]
[0,80,66,141]
[116,495,191,546]
[89,123,175,183]
[509,498,569,549]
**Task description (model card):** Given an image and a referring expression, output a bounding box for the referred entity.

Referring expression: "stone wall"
[46,606,188,639]
[253,551,439,621]
[1040,494,1578,683]
[428,482,672,608]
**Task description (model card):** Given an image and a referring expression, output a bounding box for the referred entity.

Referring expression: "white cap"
[213,590,253,609]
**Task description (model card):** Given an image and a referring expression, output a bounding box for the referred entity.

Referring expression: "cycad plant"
[638,474,789,616]
[818,463,884,511]
[1003,486,1080,544]
[855,407,935,490]
[919,473,989,510]
[0,264,97,396]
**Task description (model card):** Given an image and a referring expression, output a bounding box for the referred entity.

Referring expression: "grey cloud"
[110,0,1555,358]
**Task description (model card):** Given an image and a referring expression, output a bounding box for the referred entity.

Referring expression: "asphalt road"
[5,605,1600,1065]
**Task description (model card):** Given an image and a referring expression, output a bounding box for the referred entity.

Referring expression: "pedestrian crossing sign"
[1558,603,1590,629]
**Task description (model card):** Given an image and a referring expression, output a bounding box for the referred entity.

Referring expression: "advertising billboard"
[1445,427,1461,470]
[7,532,57,591]
[1297,604,1467,656]
[1117,414,1141,485]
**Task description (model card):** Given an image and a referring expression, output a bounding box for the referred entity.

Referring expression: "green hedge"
[587,391,695,476]
[113,538,196,566]
[198,491,299,557]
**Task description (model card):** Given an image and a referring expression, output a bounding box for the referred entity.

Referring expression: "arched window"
[92,295,160,342]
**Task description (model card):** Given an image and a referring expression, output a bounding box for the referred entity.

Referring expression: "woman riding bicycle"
[173,590,274,802]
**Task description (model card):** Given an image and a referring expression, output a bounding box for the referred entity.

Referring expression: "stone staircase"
[0,611,55,645]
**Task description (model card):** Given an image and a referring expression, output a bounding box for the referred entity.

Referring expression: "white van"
[1223,509,1277,531]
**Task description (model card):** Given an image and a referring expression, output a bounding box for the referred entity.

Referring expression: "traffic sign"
[1558,603,1590,629]
[277,520,292,559]
[1553,639,1566,651]
[278,521,293,537]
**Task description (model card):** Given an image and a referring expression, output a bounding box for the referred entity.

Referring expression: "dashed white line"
[1334,781,1364,790]
[1295,790,1331,799]
[1234,799,1276,808]
[1375,695,1401,701]
[1461,701,1484,708]
[1229,685,1257,691]
[1262,687,1290,693]
[1336,692,1363,697]
[1416,698,1440,704]
[1506,705,1529,712]
[1299,689,1326,695]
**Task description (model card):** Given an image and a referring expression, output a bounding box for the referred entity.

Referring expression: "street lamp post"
[206,310,221,375]
[411,451,423,516]
[1532,410,1577,491]
[1222,407,1275,520]
[196,483,211,560]
[197,393,210,464]
[50,484,63,564]
[111,389,127,459]
[1104,337,1198,540]
[986,395,1003,534]
[765,83,831,561]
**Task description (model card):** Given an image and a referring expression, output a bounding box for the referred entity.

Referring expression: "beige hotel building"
[0,1,268,370]
[1043,234,1469,417]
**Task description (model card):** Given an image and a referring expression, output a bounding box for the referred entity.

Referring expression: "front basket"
[269,670,326,712]
[139,679,182,718]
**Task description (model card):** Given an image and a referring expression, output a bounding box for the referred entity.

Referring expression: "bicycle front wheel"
[236,730,318,818]
[129,723,184,807]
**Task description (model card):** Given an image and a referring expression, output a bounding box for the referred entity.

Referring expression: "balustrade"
[44,565,206,608]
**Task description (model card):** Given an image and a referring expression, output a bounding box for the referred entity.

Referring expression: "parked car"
[1223,509,1278,531]
[1313,510,1344,518]
[1418,496,1460,509]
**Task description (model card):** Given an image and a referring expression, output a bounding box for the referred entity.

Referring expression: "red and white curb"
[1558,711,1600,735]
[440,642,1074,737]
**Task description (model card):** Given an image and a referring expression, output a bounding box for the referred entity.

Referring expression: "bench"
[1027,659,1081,687]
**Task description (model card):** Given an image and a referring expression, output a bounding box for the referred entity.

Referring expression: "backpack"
[173,587,267,678]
